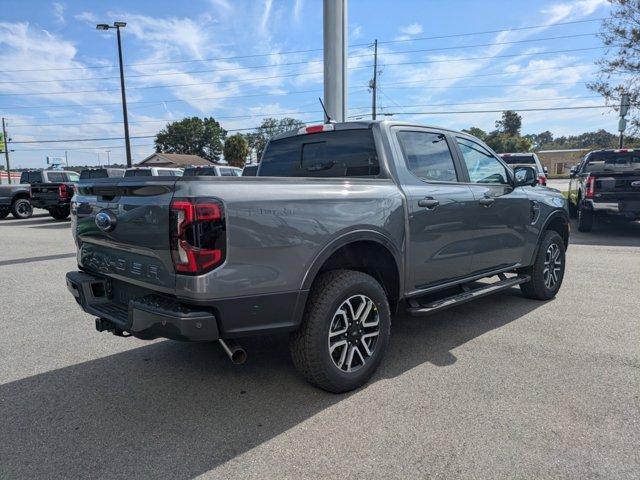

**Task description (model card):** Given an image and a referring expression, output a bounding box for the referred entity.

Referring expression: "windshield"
[584,152,640,172]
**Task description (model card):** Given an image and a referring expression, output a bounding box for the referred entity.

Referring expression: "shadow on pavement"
[570,219,640,247]
[29,222,71,230]
[0,216,57,227]
[0,252,76,267]
[0,288,543,478]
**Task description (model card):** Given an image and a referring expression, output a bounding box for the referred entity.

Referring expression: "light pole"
[105,150,111,166]
[96,21,132,167]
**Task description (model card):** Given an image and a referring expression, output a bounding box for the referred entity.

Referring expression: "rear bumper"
[32,198,68,209]
[584,199,640,217]
[66,271,219,341]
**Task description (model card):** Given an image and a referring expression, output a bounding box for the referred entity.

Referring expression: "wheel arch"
[301,230,404,311]
[12,191,30,203]
[529,210,569,265]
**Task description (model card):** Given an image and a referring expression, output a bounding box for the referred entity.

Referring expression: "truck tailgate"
[74,178,178,294]
[594,172,640,208]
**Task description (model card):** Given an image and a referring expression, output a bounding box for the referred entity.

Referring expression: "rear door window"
[583,152,640,172]
[260,129,380,177]
[65,172,80,182]
[397,131,458,182]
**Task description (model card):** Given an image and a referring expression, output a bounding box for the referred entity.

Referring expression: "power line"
[0,17,604,74]
[0,32,599,87]
[0,46,603,98]
[379,105,622,117]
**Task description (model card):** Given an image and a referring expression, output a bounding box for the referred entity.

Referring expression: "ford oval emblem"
[95,209,117,233]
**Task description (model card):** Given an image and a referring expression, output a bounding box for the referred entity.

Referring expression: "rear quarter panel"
[173,176,405,300]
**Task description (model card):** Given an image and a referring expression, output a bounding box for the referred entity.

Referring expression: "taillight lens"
[59,184,73,201]
[585,174,596,198]
[538,174,547,186]
[170,198,226,274]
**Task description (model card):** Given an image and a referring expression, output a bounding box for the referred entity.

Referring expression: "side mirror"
[569,166,577,178]
[543,166,549,174]
[514,166,537,187]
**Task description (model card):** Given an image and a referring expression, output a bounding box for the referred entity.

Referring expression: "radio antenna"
[318,97,335,124]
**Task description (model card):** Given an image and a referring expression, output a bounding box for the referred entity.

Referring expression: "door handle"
[478,197,495,207]
[418,197,440,209]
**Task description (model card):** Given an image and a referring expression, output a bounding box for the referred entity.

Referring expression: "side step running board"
[406,275,530,317]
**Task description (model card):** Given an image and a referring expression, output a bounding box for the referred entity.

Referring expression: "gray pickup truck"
[0,183,32,219]
[66,121,569,392]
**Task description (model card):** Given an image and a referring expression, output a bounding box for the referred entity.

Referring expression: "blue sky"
[0,0,615,167]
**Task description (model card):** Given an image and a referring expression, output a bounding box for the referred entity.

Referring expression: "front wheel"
[49,206,70,220]
[520,231,566,300]
[289,270,391,393]
[11,198,33,219]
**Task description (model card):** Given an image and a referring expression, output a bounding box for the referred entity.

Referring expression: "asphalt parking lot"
[1,214,639,479]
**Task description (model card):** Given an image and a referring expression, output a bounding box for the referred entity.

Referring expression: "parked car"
[79,168,125,180]
[124,167,183,177]
[183,165,243,177]
[242,164,259,176]
[567,148,640,232]
[29,170,79,220]
[499,153,548,186]
[66,121,569,393]
[0,183,32,219]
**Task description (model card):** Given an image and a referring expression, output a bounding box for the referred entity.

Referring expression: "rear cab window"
[124,169,153,177]
[259,129,380,177]
[582,151,640,173]
[500,154,536,165]
[184,167,218,176]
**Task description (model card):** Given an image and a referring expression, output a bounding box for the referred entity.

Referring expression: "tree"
[484,131,532,153]
[155,117,227,162]
[524,131,554,149]
[462,127,488,141]
[245,117,305,160]
[223,134,250,167]
[589,0,640,132]
[495,110,522,136]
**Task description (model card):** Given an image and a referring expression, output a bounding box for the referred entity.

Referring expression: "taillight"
[538,174,547,186]
[59,184,73,201]
[170,197,226,274]
[298,124,335,134]
[585,174,596,198]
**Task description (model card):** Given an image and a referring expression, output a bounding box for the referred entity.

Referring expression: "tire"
[11,197,33,219]
[49,206,70,220]
[0,207,10,219]
[577,203,593,232]
[568,198,577,219]
[520,231,566,300]
[289,269,391,393]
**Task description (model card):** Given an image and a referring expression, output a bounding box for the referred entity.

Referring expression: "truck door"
[391,128,478,292]
[453,136,529,273]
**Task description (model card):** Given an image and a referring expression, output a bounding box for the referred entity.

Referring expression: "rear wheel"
[520,231,566,300]
[49,206,70,220]
[289,269,391,393]
[568,198,577,219]
[0,206,10,219]
[577,203,593,232]
[11,198,33,219]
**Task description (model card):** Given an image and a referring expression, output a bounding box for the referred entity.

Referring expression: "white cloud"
[74,11,97,24]
[52,2,66,24]
[260,0,274,34]
[209,0,233,11]
[541,0,608,24]
[294,0,304,23]
[399,23,423,36]
[351,24,363,40]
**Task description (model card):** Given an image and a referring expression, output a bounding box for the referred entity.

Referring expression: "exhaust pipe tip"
[218,338,247,365]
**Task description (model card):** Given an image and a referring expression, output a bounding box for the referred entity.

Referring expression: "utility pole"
[2,118,11,185]
[97,22,132,167]
[65,150,68,166]
[323,0,348,122]
[105,150,111,166]
[370,39,378,120]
